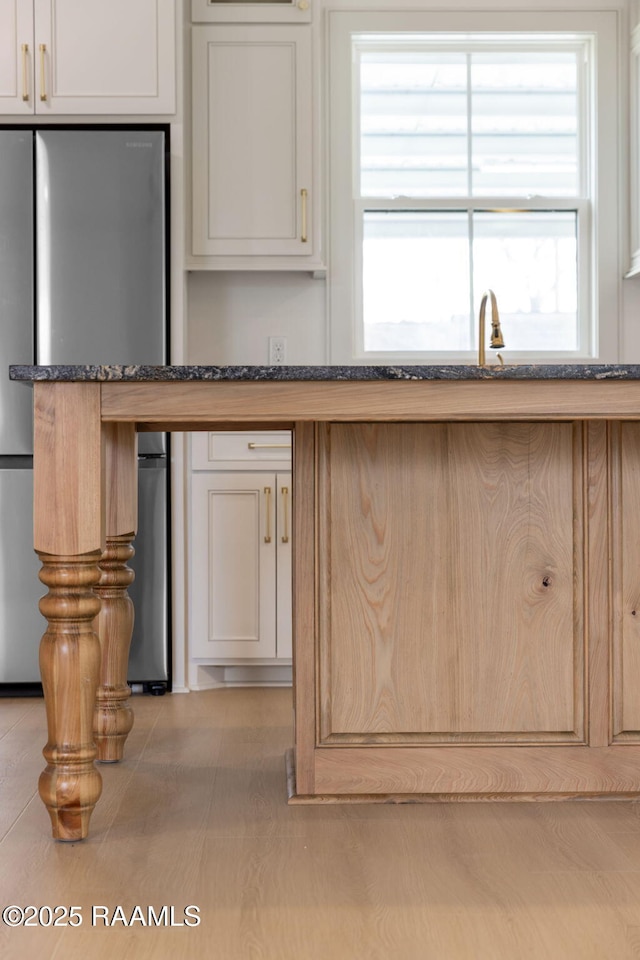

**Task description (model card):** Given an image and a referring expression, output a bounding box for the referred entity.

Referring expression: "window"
[328,11,621,363]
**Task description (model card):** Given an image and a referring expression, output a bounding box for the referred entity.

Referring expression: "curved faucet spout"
[478,289,505,366]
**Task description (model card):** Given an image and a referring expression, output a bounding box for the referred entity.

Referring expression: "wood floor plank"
[2,689,640,960]
[206,690,349,840]
[0,700,51,840]
[193,834,378,960]
[0,699,39,740]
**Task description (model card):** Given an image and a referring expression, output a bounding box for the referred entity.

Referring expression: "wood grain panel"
[33,382,104,556]
[585,421,611,747]
[292,422,317,794]
[319,423,582,744]
[312,744,640,796]
[613,422,640,740]
[103,421,138,538]
[101,379,640,426]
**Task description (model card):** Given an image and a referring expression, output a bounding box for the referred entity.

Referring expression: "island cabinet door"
[292,420,640,799]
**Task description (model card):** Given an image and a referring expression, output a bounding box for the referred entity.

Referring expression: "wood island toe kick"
[12,367,640,838]
[286,747,640,803]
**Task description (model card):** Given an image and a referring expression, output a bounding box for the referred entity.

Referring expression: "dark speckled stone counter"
[10,363,640,382]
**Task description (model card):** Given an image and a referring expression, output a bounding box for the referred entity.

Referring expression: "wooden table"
[10,364,640,840]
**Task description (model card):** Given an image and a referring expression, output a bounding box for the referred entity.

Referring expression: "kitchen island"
[10,363,640,840]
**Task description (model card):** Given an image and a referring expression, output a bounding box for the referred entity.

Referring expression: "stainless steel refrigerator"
[0,127,169,693]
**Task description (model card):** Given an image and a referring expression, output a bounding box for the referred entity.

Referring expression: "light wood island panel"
[322,422,580,742]
[292,419,640,800]
[100,378,640,426]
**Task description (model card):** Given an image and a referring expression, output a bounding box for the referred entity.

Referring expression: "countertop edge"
[10,364,640,383]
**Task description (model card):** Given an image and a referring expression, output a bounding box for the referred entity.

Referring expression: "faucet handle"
[478,289,506,364]
[490,325,505,350]
[486,290,505,349]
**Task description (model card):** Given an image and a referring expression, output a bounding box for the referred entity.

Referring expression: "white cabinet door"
[0,0,175,116]
[36,0,176,114]
[0,2,34,114]
[191,472,278,660]
[190,470,292,662]
[191,24,313,259]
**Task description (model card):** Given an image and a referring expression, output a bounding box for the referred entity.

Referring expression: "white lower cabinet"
[190,470,292,662]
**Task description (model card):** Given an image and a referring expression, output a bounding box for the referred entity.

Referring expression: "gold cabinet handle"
[39,43,47,102]
[248,442,292,450]
[281,486,289,544]
[300,188,308,243]
[21,44,29,101]
[264,486,272,543]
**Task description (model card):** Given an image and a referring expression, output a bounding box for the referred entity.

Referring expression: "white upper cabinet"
[0,0,176,116]
[192,0,311,24]
[191,24,321,268]
[0,2,32,112]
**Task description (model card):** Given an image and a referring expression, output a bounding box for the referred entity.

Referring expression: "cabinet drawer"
[192,431,292,470]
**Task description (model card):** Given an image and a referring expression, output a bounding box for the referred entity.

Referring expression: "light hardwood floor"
[2,687,640,959]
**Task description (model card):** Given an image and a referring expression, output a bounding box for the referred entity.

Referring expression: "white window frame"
[327,9,621,365]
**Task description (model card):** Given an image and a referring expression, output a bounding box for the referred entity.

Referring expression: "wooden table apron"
[30,377,640,840]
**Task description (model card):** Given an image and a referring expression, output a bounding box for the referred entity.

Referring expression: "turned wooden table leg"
[34,382,105,840]
[93,423,138,762]
[38,552,103,840]
[93,535,135,761]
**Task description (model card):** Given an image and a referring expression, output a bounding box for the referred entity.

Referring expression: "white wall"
[623,282,640,360]
[187,271,327,364]
[186,0,640,365]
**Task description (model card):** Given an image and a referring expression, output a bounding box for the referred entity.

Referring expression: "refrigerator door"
[0,131,34,455]
[0,460,169,687]
[128,459,169,685]
[35,129,166,456]
[0,462,44,683]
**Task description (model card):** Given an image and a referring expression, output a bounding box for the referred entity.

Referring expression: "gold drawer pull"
[281,486,289,543]
[264,487,272,543]
[21,44,29,101]
[300,188,308,243]
[248,442,292,450]
[39,43,47,102]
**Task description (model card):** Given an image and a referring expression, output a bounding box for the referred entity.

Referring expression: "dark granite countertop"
[9,363,640,382]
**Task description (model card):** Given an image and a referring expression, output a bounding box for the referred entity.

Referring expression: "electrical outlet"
[269,336,286,365]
